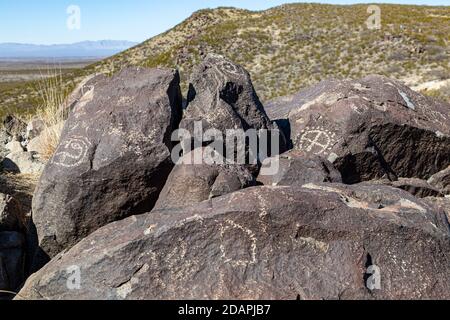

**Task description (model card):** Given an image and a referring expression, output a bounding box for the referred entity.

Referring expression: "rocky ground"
[0,55,449,300]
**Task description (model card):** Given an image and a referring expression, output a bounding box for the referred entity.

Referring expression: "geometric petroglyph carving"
[298,126,337,155]
[218,60,243,78]
[51,136,91,168]
[219,219,257,268]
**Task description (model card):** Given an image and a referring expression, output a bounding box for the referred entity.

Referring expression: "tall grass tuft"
[31,69,69,161]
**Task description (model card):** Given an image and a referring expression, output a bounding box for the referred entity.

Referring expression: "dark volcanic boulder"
[371,178,444,198]
[155,147,255,209]
[18,184,450,300]
[265,75,450,184]
[181,53,274,133]
[0,232,26,299]
[0,193,25,233]
[423,197,450,221]
[32,67,183,258]
[428,166,450,195]
[179,54,286,156]
[257,150,342,186]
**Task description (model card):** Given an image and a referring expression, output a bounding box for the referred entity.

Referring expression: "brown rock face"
[155,147,255,209]
[18,184,450,300]
[428,166,450,195]
[257,150,342,186]
[423,197,450,222]
[371,178,444,198]
[32,67,183,259]
[181,53,274,134]
[265,75,450,184]
[179,54,287,157]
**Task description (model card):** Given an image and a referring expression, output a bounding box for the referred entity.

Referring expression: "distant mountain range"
[0,40,138,58]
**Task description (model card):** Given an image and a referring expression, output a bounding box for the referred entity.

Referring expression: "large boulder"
[428,166,450,195]
[265,75,450,184]
[179,54,286,158]
[155,147,255,209]
[2,151,45,174]
[257,150,342,186]
[181,53,274,134]
[32,67,183,259]
[17,184,450,300]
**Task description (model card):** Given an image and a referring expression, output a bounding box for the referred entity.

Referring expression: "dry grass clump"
[32,70,68,161]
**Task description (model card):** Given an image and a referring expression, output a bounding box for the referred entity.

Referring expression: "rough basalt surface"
[18,184,450,300]
[265,75,450,184]
[31,67,183,259]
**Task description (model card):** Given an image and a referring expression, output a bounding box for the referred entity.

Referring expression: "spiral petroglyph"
[51,136,92,168]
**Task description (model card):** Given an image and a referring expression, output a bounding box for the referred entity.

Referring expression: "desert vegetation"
[0,3,449,120]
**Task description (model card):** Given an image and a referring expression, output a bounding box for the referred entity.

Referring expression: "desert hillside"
[1,3,449,117]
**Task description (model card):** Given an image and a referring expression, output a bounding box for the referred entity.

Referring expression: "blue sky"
[0,0,448,44]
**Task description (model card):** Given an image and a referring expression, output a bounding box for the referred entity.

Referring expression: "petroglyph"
[297,126,336,155]
[73,87,95,118]
[118,96,135,106]
[218,59,243,78]
[398,90,416,111]
[219,219,257,268]
[51,136,91,168]
[297,237,329,253]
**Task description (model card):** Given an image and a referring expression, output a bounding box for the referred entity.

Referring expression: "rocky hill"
[1,3,449,116]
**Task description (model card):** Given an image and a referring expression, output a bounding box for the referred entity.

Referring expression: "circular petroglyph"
[52,136,91,168]
[219,60,242,77]
[297,126,336,155]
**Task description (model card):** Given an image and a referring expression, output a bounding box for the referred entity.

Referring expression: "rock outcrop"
[155,147,255,209]
[3,58,449,301]
[428,166,450,195]
[17,184,450,300]
[258,150,342,186]
[31,67,183,259]
[181,53,274,134]
[265,75,450,184]
[371,178,444,198]
[179,54,286,156]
